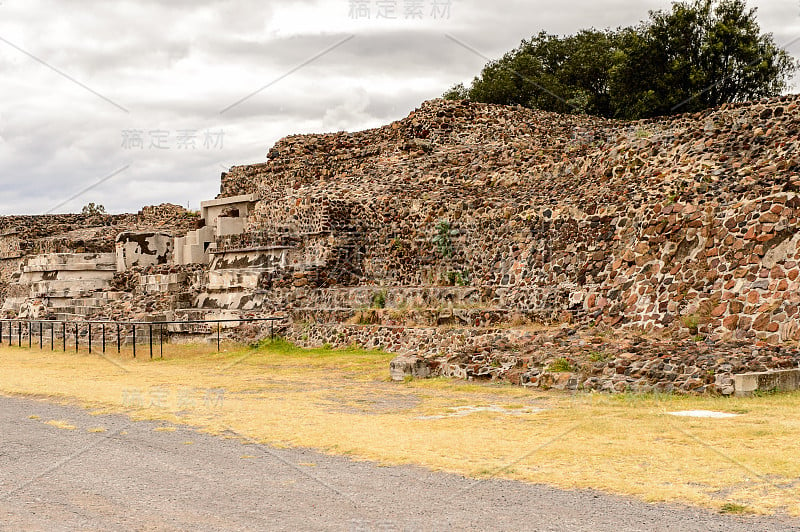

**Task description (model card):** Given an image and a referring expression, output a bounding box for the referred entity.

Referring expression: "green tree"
[462,30,617,116]
[446,0,796,119]
[81,203,107,216]
[443,83,468,100]
[611,0,795,118]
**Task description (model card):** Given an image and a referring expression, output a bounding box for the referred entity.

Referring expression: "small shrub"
[548,358,576,373]
[371,290,387,309]
[356,310,378,325]
[389,305,410,321]
[390,238,407,252]
[588,351,609,363]
[432,220,453,257]
[720,503,750,514]
[681,314,700,330]
[81,202,106,216]
[322,343,333,350]
[445,270,470,286]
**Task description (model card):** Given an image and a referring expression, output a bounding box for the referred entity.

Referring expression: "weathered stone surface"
[214,95,800,348]
[4,94,800,394]
[733,368,800,396]
[389,354,434,381]
[0,205,197,319]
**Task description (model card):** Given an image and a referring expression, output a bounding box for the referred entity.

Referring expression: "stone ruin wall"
[210,96,800,393]
[0,205,199,319]
[0,205,197,256]
[4,95,800,393]
[217,96,800,346]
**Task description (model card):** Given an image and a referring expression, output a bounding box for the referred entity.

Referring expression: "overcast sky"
[1,0,799,215]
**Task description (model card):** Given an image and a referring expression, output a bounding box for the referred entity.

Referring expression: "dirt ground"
[3,395,799,531]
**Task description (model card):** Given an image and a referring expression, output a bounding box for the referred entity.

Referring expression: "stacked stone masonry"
[4,96,800,394]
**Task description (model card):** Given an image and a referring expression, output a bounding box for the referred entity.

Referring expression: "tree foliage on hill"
[81,203,106,216]
[445,0,796,119]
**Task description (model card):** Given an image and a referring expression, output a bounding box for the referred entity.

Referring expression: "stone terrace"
[220,96,800,345]
[4,95,800,394]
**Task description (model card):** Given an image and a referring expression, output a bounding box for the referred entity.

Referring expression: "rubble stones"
[219,95,800,348]
[5,94,800,394]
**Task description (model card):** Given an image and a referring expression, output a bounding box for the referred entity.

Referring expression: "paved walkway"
[1,396,798,531]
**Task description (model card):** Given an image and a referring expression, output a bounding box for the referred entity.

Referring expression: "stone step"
[734,369,800,396]
[31,279,112,293]
[73,306,103,317]
[24,253,116,266]
[23,263,117,273]
[71,298,106,307]
[288,306,559,328]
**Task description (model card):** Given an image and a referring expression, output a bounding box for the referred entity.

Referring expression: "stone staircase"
[192,243,300,311]
[2,253,120,319]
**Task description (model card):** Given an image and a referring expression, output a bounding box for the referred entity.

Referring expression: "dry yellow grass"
[45,419,76,430]
[1,340,798,516]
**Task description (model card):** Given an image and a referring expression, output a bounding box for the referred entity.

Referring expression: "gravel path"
[1,395,797,531]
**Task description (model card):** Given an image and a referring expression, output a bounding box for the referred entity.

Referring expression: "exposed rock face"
[377,326,799,395]
[5,95,800,393]
[0,205,198,318]
[220,96,800,345]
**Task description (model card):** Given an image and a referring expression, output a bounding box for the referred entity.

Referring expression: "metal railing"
[0,317,283,359]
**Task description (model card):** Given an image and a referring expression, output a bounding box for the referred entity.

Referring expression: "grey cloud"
[1,0,798,214]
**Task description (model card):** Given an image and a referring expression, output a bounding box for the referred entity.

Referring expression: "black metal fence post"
[1,317,281,358]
